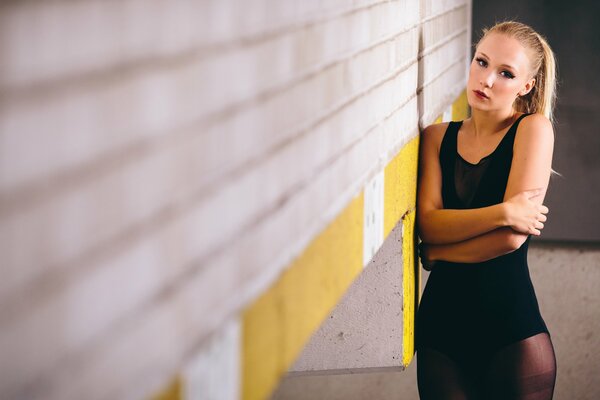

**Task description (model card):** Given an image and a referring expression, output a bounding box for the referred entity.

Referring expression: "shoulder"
[513,113,554,161]
[515,113,554,145]
[421,121,452,152]
[422,121,452,136]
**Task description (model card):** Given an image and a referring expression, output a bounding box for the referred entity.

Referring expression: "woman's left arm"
[423,113,555,264]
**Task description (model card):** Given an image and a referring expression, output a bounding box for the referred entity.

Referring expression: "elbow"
[417,220,444,245]
[505,230,529,252]
[416,213,433,243]
[417,225,431,243]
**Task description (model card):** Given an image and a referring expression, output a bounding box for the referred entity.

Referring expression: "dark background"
[472,0,600,242]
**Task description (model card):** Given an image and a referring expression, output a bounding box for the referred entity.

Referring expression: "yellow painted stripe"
[383,136,419,239]
[452,89,470,120]
[383,136,420,366]
[401,209,417,365]
[241,194,364,400]
[150,376,182,400]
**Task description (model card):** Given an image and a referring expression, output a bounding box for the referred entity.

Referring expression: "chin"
[467,94,493,111]
[466,95,481,110]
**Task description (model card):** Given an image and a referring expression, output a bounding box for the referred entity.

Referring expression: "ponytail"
[514,32,558,124]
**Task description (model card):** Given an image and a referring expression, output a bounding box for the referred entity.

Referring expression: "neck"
[470,107,519,138]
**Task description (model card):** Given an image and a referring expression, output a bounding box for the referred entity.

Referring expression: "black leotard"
[415,113,552,389]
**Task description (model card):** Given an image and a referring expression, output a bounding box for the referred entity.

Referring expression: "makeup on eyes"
[475,56,516,79]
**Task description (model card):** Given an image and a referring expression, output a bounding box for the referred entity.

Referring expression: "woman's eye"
[476,57,515,79]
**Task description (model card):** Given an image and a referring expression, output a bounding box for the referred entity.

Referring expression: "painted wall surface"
[0,1,470,400]
[289,95,469,376]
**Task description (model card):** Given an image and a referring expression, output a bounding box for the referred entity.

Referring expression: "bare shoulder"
[423,121,451,136]
[515,113,554,146]
[421,121,451,152]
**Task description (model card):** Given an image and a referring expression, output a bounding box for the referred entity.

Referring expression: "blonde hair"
[475,21,561,177]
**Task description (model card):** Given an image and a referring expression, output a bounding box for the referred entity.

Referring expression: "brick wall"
[0,1,471,399]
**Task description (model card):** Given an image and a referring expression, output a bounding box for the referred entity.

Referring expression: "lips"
[474,90,489,99]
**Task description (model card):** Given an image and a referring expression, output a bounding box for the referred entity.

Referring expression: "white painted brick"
[4,71,416,399]
[421,31,469,85]
[421,5,468,52]
[346,28,417,95]
[0,0,391,91]
[363,170,384,266]
[0,1,472,397]
[382,96,420,160]
[0,69,179,194]
[0,136,196,301]
[393,26,420,64]
[421,0,467,18]
[419,58,468,127]
[0,0,209,89]
[0,1,415,197]
[183,318,240,400]
[0,62,419,397]
[0,28,419,304]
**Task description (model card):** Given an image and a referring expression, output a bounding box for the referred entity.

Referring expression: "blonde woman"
[415,21,559,399]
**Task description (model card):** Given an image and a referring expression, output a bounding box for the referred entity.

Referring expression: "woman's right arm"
[416,123,543,244]
[420,226,527,267]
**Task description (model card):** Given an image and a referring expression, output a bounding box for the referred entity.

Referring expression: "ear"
[519,77,536,96]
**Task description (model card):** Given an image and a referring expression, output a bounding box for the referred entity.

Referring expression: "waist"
[434,245,526,270]
[427,247,532,292]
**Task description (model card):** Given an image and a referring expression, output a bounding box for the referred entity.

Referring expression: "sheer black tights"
[417,333,557,400]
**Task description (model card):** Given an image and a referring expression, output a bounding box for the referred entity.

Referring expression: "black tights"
[417,333,557,400]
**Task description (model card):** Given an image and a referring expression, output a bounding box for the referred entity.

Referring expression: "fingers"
[539,205,549,214]
[535,221,544,229]
[529,220,545,235]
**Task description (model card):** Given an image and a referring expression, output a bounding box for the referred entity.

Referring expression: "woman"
[415,21,559,399]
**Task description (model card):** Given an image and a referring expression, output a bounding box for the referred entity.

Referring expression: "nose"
[480,71,495,88]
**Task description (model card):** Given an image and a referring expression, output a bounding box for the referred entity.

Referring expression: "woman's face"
[467,32,536,112]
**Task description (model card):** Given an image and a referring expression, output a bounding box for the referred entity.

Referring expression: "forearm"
[417,203,508,244]
[428,227,528,263]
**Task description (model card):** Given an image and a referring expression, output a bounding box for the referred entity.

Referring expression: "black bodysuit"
[415,113,557,399]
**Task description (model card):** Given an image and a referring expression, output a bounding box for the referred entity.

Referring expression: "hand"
[504,188,549,236]
[418,242,437,271]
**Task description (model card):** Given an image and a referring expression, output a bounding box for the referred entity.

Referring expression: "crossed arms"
[416,114,554,266]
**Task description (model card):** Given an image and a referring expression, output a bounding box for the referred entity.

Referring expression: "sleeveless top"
[415,112,550,353]
[442,113,531,210]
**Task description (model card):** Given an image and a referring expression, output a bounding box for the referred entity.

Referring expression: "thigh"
[482,332,557,400]
[417,346,479,400]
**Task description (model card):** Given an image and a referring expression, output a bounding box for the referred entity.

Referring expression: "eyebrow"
[478,52,517,71]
